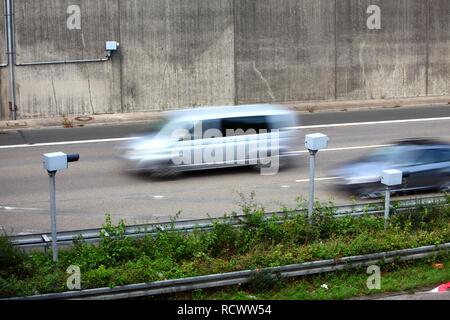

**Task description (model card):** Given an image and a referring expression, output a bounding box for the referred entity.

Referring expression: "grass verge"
[1,194,449,298]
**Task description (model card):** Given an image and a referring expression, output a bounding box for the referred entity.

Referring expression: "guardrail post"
[42,234,50,257]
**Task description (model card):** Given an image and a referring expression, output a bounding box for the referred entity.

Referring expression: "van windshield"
[147,119,168,133]
[156,118,193,139]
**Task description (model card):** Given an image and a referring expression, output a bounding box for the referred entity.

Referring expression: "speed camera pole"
[48,171,58,263]
[42,152,80,263]
[305,133,329,224]
[308,150,318,223]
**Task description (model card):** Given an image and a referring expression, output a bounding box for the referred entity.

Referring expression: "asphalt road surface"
[1,105,449,235]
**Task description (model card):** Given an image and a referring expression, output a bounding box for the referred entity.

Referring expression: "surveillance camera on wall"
[105,41,120,57]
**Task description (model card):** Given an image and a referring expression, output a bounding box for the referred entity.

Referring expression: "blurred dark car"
[331,139,450,199]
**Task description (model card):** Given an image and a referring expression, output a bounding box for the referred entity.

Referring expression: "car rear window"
[365,147,420,165]
[439,149,450,162]
[417,148,450,163]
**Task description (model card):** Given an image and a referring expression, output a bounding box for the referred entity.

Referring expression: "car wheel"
[358,189,383,200]
[439,182,450,193]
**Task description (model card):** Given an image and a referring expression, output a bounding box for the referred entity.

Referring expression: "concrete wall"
[336,0,427,100]
[235,0,336,103]
[119,0,234,112]
[5,0,122,118]
[0,0,449,119]
[429,0,450,95]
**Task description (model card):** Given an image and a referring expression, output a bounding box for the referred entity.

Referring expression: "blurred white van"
[121,104,301,177]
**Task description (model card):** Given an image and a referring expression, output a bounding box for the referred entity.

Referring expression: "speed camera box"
[381,169,403,186]
[305,133,329,151]
[43,152,68,171]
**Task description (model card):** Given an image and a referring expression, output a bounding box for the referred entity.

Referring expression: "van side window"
[269,114,295,130]
[190,119,222,139]
[222,116,269,136]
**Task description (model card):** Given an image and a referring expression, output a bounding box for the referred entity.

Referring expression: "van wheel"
[278,155,291,169]
[253,157,286,173]
[150,166,180,180]
[254,150,290,172]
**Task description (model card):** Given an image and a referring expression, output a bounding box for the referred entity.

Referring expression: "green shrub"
[0,234,31,279]
[246,269,284,293]
[391,199,450,231]
[207,219,240,256]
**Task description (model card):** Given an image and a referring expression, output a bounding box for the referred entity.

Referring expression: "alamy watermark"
[367,265,381,290]
[169,122,281,176]
[367,5,382,30]
[66,5,81,30]
[66,265,81,290]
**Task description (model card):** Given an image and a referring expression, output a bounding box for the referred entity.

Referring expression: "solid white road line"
[295,177,341,183]
[285,144,392,155]
[0,205,42,211]
[322,144,392,152]
[296,116,450,129]
[0,137,138,149]
[0,116,448,150]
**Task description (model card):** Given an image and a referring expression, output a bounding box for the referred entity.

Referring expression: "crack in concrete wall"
[252,61,275,101]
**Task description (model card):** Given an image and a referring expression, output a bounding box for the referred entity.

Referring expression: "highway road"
[1,105,449,235]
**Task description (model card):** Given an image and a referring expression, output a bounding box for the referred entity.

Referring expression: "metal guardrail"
[6,243,449,300]
[9,195,448,250]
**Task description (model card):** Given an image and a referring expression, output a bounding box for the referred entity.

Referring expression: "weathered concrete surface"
[235,0,335,104]
[119,0,235,112]
[2,0,450,120]
[10,0,122,118]
[336,0,428,100]
[428,0,450,96]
